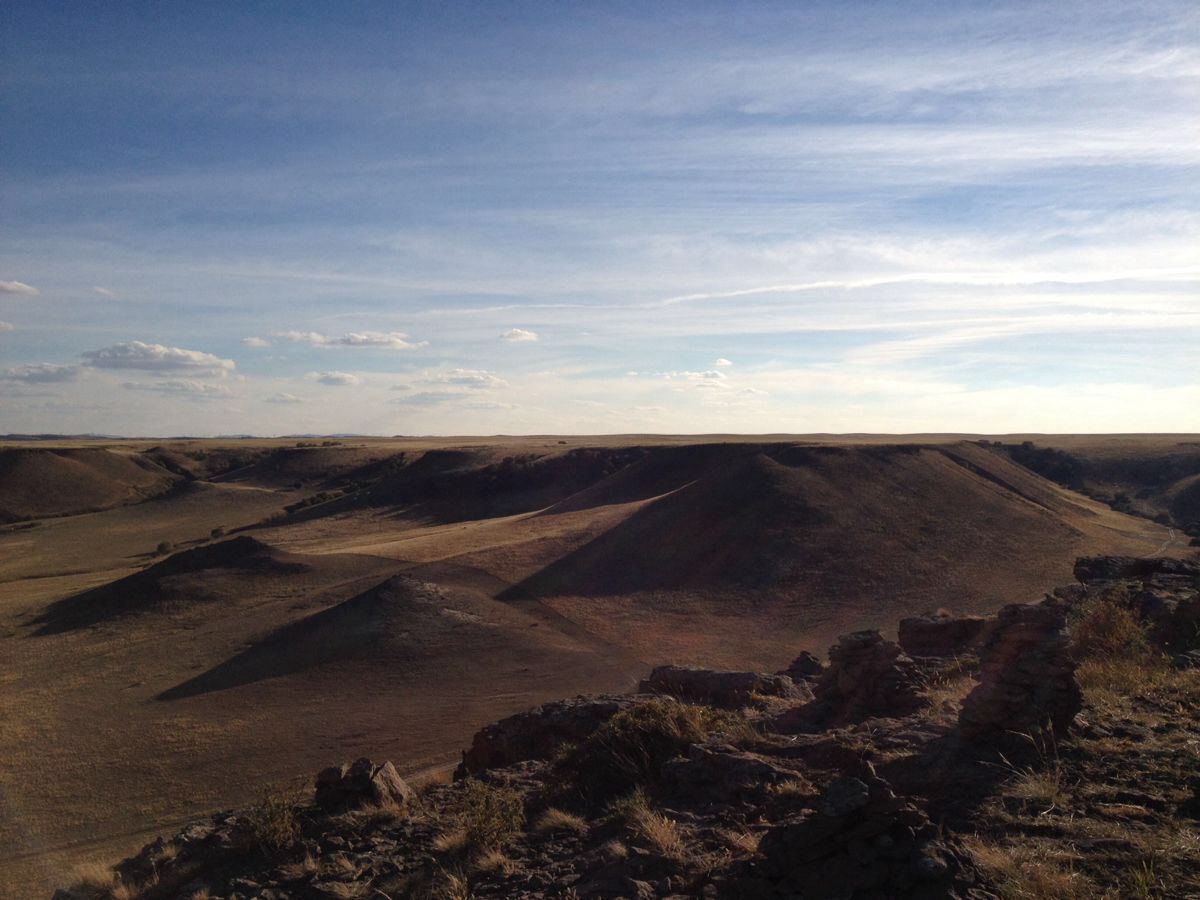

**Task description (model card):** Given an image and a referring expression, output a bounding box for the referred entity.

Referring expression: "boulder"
[813,631,928,722]
[639,665,807,708]
[755,773,983,898]
[898,613,989,658]
[456,695,639,777]
[959,603,1081,740]
[661,742,796,803]
[779,650,825,682]
[314,758,415,813]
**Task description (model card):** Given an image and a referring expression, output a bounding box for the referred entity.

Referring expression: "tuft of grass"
[992,728,1070,816]
[627,806,686,862]
[1076,655,1171,704]
[533,807,589,835]
[1070,598,1149,660]
[767,777,816,800]
[245,783,302,854]
[965,837,1095,900]
[437,780,524,856]
[472,848,514,876]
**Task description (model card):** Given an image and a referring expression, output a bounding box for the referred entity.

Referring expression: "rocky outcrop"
[898,612,989,658]
[639,664,807,708]
[660,742,797,803]
[754,771,985,898]
[1074,555,1200,584]
[314,758,415,813]
[814,631,928,721]
[456,695,639,777]
[959,603,1081,740]
[779,650,825,682]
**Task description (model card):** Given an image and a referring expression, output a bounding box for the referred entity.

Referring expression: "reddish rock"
[314,758,415,813]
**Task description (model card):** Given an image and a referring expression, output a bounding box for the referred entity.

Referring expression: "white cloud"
[0,363,82,383]
[241,336,270,348]
[419,368,508,390]
[500,328,539,342]
[121,380,234,398]
[265,391,303,404]
[392,391,459,406]
[277,330,427,349]
[93,287,116,297]
[0,281,38,295]
[82,341,235,375]
[715,358,733,367]
[308,370,360,386]
[0,321,12,333]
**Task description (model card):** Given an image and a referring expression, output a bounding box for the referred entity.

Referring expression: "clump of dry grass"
[965,837,1095,899]
[434,779,524,857]
[557,697,755,803]
[627,806,686,861]
[1076,655,1171,704]
[471,848,514,876]
[767,777,816,800]
[992,729,1070,816]
[245,783,302,853]
[533,807,589,835]
[1070,598,1148,659]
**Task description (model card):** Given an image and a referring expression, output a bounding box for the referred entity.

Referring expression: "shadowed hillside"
[157,575,591,699]
[31,537,310,634]
[0,447,180,522]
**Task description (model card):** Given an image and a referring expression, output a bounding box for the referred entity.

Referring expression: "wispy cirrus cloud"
[121,380,234,399]
[265,391,302,404]
[241,336,270,348]
[0,281,38,296]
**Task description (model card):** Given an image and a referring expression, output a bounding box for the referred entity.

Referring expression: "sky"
[1,1,1197,436]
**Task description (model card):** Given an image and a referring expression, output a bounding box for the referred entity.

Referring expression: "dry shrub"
[440,780,524,854]
[965,837,1095,899]
[245,783,302,854]
[1070,599,1148,659]
[557,697,752,803]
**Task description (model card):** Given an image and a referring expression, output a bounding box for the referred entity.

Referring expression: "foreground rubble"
[57,555,1200,900]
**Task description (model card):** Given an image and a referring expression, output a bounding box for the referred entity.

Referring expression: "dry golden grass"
[533,807,589,835]
[472,848,514,876]
[966,837,1096,899]
[767,777,816,799]
[245,783,302,853]
[627,806,686,862]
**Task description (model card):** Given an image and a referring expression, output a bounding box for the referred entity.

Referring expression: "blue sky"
[2,1,1197,435]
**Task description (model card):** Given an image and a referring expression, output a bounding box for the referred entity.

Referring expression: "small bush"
[1070,599,1148,660]
[155,540,173,556]
[245,784,302,854]
[446,780,524,853]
